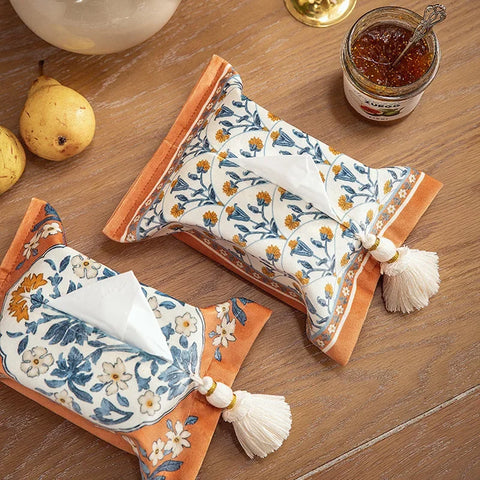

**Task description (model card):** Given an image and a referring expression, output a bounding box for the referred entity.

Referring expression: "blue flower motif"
[226,204,250,222]
[333,162,356,182]
[47,347,93,403]
[171,177,189,192]
[42,319,92,346]
[290,238,313,257]
[215,105,234,118]
[341,221,359,239]
[272,129,295,147]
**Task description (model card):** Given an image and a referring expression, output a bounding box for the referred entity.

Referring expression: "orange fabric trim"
[385,173,443,246]
[0,198,129,450]
[324,256,379,366]
[326,173,443,365]
[0,198,48,300]
[0,300,272,477]
[133,301,272,480]
[0,198,273,477]
[102,54,443,366]
[0,198,65,376]
[103,55,231,241]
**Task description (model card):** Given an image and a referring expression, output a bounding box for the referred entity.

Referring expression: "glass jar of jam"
[341,6,440,121]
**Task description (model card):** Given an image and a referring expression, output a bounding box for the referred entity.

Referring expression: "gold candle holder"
[284,0,357,27]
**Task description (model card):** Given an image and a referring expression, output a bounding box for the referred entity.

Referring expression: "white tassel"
[195,376,291,458]
[358,233,440,313]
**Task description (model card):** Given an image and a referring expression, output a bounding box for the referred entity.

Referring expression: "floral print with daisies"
[2,242,205,433]
[209,298,252,361]
[129,67,418,349]
[1,203,254,479]
[0,204,214,436]
[123,416,198,480]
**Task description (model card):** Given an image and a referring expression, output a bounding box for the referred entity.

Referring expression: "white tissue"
[232,154,338,221]
[49,271,173,362]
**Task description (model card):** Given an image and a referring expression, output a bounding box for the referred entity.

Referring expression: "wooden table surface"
[0,0,479,479]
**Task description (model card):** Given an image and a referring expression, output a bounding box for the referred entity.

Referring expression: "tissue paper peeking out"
[0,198,277,480]
[49,271,173,362]
[104,55,442,365]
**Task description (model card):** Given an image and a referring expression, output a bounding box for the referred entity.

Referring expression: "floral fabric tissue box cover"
[104,55,442,365]
[0,198,272,480]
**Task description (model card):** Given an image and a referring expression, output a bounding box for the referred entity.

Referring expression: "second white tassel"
[196,376,292,458]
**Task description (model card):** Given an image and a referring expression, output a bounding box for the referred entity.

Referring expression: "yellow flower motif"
[329,145,341,155]
[332,164,342,176]
[319,226,334,240]
[256,191,271,206]
[338,195,353,210]
[295,271,309,285]
[285,214,300,230]
[262,266,275,278]
[8,273,47,322]
[288,240,298,251]
[218,151,228,162]
[325,283,334,296]
[223,181,238,196]
[367,209,374,222]
[196,159,210,173]
[340,221,350,232]
[216,129,230,142]
[268,112,281,121]
[340,253,349,267]
[271,131,279,141]
[384,180,392,194]
[226,206,235,217]
[203,211,218,227]
[265,245,281,261]
[232,234,246,247]
[8,273,48,322]
[278,186,286,195]
[170,204,185,218]
[249,137,264,151]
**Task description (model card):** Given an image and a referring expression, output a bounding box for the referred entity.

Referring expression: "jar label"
[343,75,424,121]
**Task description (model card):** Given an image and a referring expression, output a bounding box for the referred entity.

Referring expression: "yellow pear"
[20,73,95,161]
[0,126,26,195]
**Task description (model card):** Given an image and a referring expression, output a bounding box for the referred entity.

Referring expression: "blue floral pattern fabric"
[107,57,429,363]
[1,199,272,479]
[1,244,205,432]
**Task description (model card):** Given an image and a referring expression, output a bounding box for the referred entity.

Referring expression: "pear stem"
[39,60,45,77]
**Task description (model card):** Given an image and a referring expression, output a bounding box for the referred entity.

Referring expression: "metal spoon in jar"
[391,4,446,68]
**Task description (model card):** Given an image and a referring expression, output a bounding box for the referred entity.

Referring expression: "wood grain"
[299,387,480,480]
[0,0,479,479]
